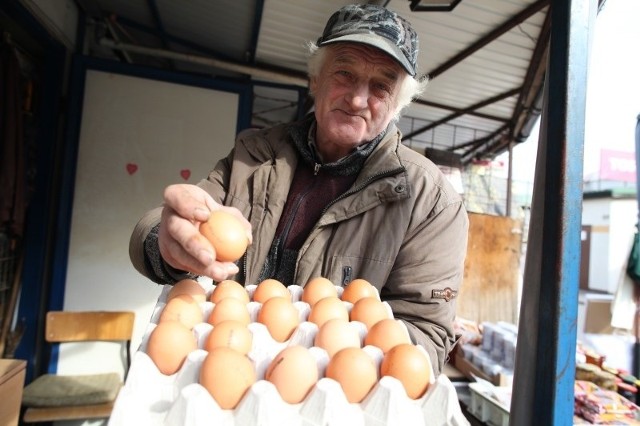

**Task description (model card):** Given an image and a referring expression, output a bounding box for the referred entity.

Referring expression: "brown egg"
[307,296,349,328]
[204,320,253,355]
[207,297,251,326]
[252,279,291,303]
[199,210,249,262]
[167,279,207,304]
[265,345,318,404]
[158,294,204,329]
[301,277,337,306]
[314,318,361,358]
[146,320,198,375]
[325,347,378,403]
[364,318,411,353]
[380,343,432,399]
[341,278,379,304]
[257,296,300,342]
[210,279,250,304]
[349,297,390,330]
[199,347,256,409]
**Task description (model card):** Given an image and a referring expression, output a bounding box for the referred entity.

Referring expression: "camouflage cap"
[317,4,419,76]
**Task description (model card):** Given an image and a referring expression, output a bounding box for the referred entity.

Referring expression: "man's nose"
[346,83,369,109]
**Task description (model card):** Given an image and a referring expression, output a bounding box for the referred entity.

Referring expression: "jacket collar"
[288,114,395,177]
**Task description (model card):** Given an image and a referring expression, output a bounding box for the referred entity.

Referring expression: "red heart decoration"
[126,163,138,175]
[180,169,191,180]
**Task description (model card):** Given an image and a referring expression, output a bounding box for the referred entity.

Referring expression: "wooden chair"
[21,311,135,423]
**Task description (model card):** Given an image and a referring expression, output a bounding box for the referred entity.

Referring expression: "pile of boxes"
[459,321,517,384]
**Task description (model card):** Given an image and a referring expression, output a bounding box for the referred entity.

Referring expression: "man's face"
[311,43,404,162]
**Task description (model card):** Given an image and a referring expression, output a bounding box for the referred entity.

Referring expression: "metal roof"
[77,0,560,165]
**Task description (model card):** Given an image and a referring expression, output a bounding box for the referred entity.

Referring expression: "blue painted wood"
[509,0,595,424]
[3,0,67,383]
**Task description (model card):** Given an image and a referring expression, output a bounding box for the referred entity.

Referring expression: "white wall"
[57,70,239,381]
[582,196,637,294]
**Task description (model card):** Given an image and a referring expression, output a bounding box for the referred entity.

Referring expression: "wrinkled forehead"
[325,43,404,78]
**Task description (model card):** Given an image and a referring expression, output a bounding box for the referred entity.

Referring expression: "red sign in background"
[599,149,636,182]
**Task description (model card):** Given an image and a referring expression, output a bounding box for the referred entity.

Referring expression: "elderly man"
[130,4,469,375]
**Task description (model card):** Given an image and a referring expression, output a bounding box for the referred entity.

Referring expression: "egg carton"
[109,283,470,426]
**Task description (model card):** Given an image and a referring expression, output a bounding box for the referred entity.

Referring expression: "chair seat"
[22,372,122,407]
[23,402,116,422]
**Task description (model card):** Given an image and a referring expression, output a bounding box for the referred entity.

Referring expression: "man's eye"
[373,83,391,94]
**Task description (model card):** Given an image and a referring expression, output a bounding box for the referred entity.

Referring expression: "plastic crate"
[468,382,510,426]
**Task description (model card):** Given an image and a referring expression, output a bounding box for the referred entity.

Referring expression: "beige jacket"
[130,121,469,374]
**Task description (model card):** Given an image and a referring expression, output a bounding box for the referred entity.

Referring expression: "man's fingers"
[201,262,240,282]
[163,184,214,223]
[165,215,213,264]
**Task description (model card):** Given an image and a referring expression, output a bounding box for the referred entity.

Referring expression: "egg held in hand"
[199,210,249,262]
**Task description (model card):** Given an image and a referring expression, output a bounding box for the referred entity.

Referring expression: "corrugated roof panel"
[395,0,539,69]
[256,0,352,72]
[93,0,154,26]
[156,0,255,62]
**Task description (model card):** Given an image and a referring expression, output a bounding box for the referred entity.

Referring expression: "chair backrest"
[45,311,135,374]
[21,311,137,423]
[45,311,135,343]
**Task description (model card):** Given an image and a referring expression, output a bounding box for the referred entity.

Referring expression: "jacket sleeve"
[383,197,469,376]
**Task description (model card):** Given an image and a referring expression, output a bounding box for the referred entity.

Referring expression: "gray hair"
[307,42,428,121]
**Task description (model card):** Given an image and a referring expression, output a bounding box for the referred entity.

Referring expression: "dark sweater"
[257,115,386,285]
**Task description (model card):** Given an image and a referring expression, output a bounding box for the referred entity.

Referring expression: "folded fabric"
[22,373,122,407]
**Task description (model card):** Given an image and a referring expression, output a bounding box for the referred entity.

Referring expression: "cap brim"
[319,33,416,76]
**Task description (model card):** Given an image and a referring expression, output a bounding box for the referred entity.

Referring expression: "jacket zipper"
[342,266,353,286]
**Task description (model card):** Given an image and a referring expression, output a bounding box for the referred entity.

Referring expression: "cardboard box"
[584,298,614,334]
[0,359,27,426]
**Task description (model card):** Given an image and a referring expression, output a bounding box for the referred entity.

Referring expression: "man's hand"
[158,184,252,282]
